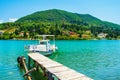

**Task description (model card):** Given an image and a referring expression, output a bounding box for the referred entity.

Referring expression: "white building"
[98,33,107,38]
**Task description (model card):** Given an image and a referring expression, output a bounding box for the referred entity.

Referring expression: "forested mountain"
[16,9,102,24]
[0,9,120,39]
[16,9,120,28]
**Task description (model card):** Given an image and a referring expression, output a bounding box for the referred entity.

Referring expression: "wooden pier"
[28,53,92,80]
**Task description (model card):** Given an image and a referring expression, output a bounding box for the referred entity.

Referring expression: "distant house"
[62,31,66,35]
[0,32,2,35]
[19,31,29,37]
[85,30,91,34]
[0,31,4,35]
[81,34,92,39]
[19,31,24,37]
[98,33,107,38]
[69,31,75,35]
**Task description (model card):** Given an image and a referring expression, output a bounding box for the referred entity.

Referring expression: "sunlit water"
[0,40,120,80]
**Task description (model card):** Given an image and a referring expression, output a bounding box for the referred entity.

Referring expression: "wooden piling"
[21,57,32,80]
[23,67,36,77]
[28,56,31,69]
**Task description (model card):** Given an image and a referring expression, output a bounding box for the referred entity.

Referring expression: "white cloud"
[0,20,3,24]
[9,18,18,22]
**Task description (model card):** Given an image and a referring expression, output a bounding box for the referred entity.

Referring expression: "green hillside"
[17,9,102,24]
[0,9,120,39]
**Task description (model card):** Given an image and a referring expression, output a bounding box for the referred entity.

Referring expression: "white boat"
[27,35,58,56]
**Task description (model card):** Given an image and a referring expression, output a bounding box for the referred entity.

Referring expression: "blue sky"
[0,0,120,24]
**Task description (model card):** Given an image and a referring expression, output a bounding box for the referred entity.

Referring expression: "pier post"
[28,56,31,69]
[35,62,39,71]
[47,71,54,80]
[21,57,32,80]
[43,67,46,76]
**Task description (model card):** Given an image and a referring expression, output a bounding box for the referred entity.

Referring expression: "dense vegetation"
[0,9,120,40]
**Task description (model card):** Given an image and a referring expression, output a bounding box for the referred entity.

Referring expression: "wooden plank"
[71,76,92,80]
[53,70,85,80]
[47,66,69,73]
[43,63,62,68]
[28,53,92,80]
[28,53,62,68]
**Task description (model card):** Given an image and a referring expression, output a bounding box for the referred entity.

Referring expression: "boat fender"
[52,47,54,51]
[52,46,55,51]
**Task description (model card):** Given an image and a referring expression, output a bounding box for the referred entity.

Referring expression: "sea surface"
[0,40,120,80]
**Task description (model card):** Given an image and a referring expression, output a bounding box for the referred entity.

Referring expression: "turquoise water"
[0,40,120,80]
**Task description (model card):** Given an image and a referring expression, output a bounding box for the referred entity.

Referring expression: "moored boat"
[26,35,58,56]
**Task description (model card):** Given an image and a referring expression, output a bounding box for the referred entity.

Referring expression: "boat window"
[40,41,47,45]
[40,42,44,44]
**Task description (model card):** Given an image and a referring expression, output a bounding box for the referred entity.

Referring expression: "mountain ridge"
[16,9,120,29]
[16,9,101,23]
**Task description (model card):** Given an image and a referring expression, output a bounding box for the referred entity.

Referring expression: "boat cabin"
[28,35,57,55]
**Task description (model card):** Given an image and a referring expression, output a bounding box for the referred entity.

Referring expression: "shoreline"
[0,39,120,40]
